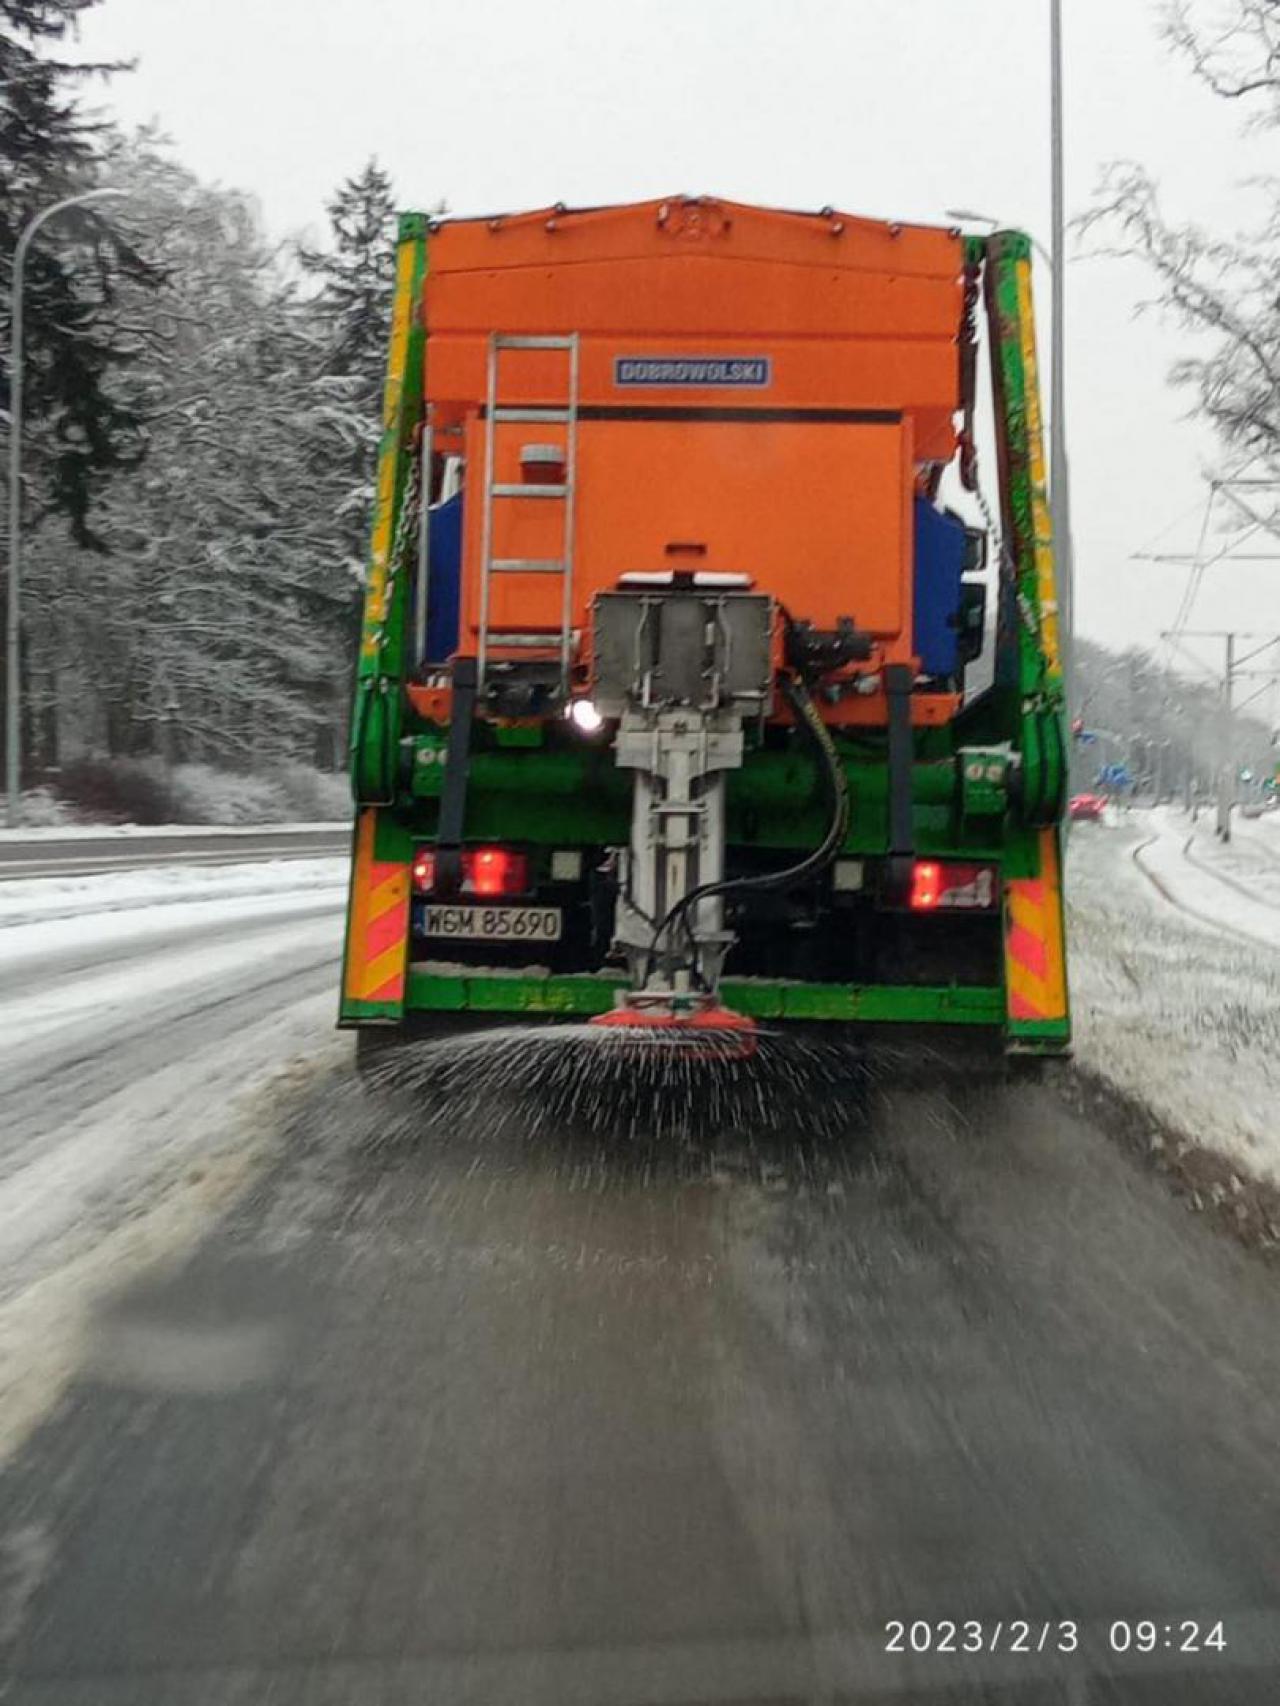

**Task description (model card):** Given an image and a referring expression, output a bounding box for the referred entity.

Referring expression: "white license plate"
[420,904,563,943]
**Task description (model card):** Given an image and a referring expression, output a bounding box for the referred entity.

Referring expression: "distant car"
[1069,793,1107,823]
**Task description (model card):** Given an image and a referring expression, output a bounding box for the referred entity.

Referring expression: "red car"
[1069,793,1107,823]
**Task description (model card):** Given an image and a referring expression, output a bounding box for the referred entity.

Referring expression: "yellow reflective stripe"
[382,237,417,432]
[1015,257,1061,679]
[361,238,419,659]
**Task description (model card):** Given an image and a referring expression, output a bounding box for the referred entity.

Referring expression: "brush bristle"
[360,1023,878,1144]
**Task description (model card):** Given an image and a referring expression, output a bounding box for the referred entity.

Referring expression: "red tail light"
[411,846,529,897]
[411,850,436,892]
[909,860,997,912]
[910,860,943,911]
[469,846,527,897]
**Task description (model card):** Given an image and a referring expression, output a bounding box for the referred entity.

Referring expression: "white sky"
[75,0,1280,667]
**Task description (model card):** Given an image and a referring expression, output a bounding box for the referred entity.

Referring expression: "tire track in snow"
[1129,836,1280,952]
[0,938,339,1150]
[1179,834,1280,913]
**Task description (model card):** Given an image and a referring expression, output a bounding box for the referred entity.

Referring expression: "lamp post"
[6,186,126,827]
[1049,0,1073,705]
[941,5,1074,715]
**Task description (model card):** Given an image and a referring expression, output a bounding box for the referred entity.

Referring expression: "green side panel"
[373,810,415,863]
[720,982,1004,1025]
[1005,1017,1072,1054]
[403,968,1004,1027]
[984,232,1067,828]
[339,999,407,1027]
[405,741,1012,858]
[1000,823,1042,881]
[409,970,625,1016]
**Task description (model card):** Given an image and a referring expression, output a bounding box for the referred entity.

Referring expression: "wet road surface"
[1,1051,1278,1704]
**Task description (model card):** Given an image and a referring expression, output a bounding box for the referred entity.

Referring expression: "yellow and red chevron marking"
[343,809,410,1006]
[1005,830,1067,1023]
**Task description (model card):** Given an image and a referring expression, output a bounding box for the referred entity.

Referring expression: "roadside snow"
[1068,806,1280,1188]
[0,1003,346,1463]
[0,821,349,843]
[0,856,349,930]
[1129,806,1280,950]
[0,863,347,1460]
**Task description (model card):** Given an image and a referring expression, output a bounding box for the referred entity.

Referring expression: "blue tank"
[425,491,463,663]
[912,497,967,680]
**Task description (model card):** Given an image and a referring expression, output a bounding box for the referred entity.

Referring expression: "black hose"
[642,672,851,988]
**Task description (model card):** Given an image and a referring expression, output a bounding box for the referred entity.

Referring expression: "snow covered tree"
[1164,0,1280,120]
[21,133,359,770]
[1085,3,1280,472]
[297,159,398,580]
[0,0,159,540]
[299,159,397,397]
[15,135,438,781]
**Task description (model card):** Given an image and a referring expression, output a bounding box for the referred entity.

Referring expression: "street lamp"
[1049,0,1072,705]
[938,6,1074,720]
[6,185,126,827]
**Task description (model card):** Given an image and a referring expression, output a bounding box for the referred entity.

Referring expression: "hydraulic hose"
[643,671,851,988]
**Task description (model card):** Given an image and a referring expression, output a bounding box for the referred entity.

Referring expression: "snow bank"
[0,857,349,931]
[33,756,354,829]
[9,789,77,829]
[1067,808,1280,1190]
[1129,806,1280,950]
[168,761,351,825]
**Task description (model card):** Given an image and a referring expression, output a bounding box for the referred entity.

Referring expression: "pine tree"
[21,133,367,769]
[298,159,399,577]
[0,0,159,543]
[300,159,397,400]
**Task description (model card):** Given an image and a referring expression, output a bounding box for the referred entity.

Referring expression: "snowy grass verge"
[0,857,349,931]
[12,759,353,828]
[1067,807,1280,1228]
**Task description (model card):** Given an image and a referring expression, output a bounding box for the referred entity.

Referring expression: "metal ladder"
[477,333,580,698]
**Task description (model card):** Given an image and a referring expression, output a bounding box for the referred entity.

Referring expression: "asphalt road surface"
[0,826,350,880]
[1,909,1278,1702]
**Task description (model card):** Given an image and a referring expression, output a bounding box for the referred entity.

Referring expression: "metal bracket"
[435,656,478,895]
[884,662,915,887]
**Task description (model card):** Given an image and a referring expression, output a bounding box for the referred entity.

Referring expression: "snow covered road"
[3,840,1280,1703]
[0,861,348,1454]
[1131,808,1280,952]
[1068,806,1280,1196]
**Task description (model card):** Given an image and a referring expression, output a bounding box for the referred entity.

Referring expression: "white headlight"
[568,698,604,736]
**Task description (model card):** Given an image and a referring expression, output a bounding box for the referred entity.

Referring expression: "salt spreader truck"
[339,196,1069,1060]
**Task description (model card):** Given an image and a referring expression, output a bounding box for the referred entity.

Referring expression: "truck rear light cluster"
[411,846,530,897]
[909,860,997,912]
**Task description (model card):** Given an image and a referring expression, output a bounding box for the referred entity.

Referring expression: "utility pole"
[947,3,1072,707]
[1162,630,1280,842]
[1050,0,1073,707]
[1219,632,1235,841]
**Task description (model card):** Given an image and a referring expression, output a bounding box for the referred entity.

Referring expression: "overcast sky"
[75,0,1280,673]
